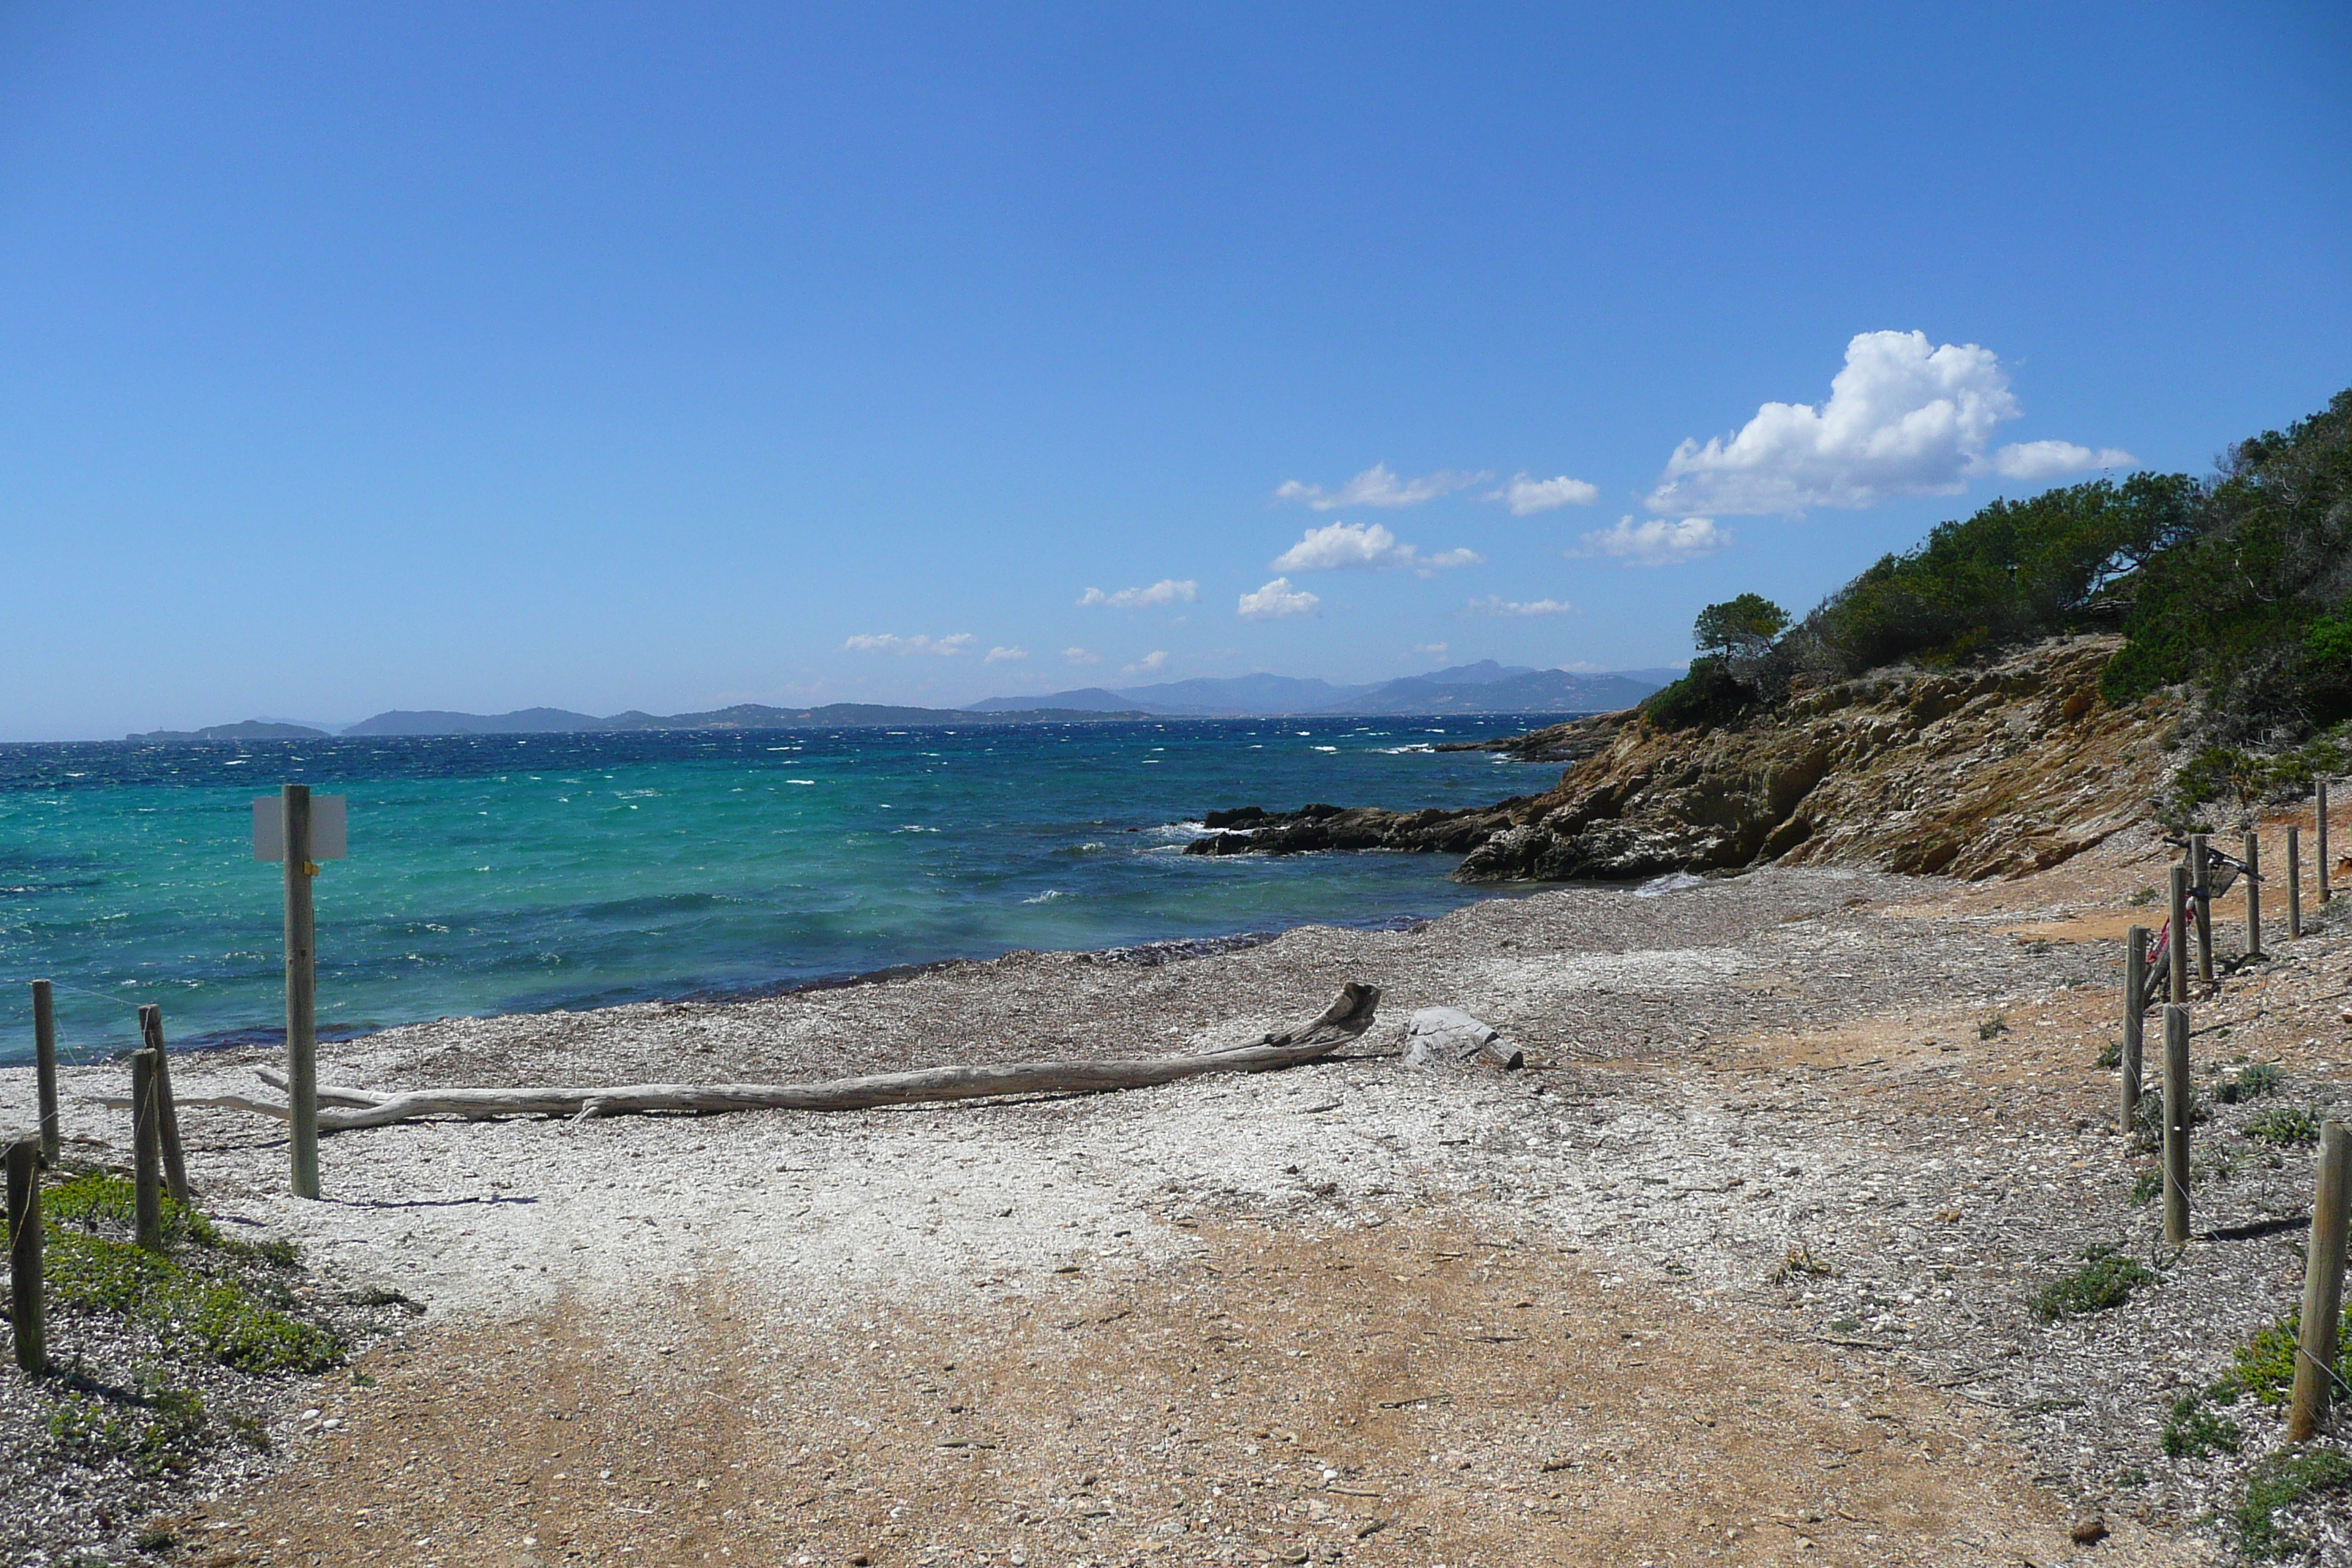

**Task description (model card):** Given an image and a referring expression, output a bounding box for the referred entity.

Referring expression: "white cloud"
[1489,473,1600,514]
[1575,516,1730,566]
[1646,330,2128,516]
[1274,463,1488,510]
[983,645,1028,664]
[1237,578,1320,619]
[1270,521,1482,575]
[1414,641,1450,658]
[843,632,976,656]
[1467,595,1578,617]
[1122,650,1170,676]
[1991,439,2138,481]
[1077,578,1199,609]
[1063,647,1103,666]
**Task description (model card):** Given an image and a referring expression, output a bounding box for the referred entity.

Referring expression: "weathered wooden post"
[2121,927,2147,1132]
[2244,829,2264,960]
[2288,1120,2352,1441]
[2163,1003,2191,1249]
[131,1049,163,1251]
[2288,825,2304,940]
[137,1005,190,1205]
[31,979,59,1167]
[2190,834,2215,981]
[5,1137,43,1376]
[283,785,320,1200]
[2321,780,2333,906]
[2168,864,2193,1005]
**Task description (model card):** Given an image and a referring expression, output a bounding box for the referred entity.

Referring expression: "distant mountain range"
[127,702,1148,742]
[965,660,1678,717]
[124,661,1677,742]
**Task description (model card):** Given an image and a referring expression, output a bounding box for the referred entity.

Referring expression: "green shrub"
[1642,657,1762,731]
[2236,1447,2352,1558]
[2243,1106,2325,1146]
[2161,1392,2242,1458]
[2029,1248,2154,1321]
[2218,1063,2286,1103]
[2231,1308,2352,1406]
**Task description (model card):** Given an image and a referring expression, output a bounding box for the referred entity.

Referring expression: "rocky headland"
[1187,634,2174,882]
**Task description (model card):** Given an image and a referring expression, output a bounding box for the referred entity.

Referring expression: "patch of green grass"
[48,1381,214,1477]
[2243,1105,2326,1145]
[2230,1308,2352,1406]
[2236,1447,2352,1558]
[1978,1014,2009,1041]
[2130,886,2158,906]
[2095,1038,2123,1069]
[2217,1063,2286,1103]
[2029,1248,2155,1322]
[2160,1392,2241,1458]
[39,1176,343,1376]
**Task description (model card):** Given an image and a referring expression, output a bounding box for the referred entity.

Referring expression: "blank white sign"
[252,795,348,861]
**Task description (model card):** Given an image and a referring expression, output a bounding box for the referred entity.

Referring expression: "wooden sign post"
[255,786,346,1201]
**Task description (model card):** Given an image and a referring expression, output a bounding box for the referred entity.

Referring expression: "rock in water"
[1403,1007,1523,1071]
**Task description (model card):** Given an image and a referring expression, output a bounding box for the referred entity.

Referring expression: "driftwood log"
[112,982,1381,1132]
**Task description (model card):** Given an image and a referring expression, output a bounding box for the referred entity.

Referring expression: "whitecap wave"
[1022,889,1066,903]
[1634,871,1708,897]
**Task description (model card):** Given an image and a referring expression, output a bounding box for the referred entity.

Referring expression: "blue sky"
[1,3,2346,738]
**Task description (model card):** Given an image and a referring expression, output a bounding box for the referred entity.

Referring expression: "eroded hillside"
[1188,635,2178,882]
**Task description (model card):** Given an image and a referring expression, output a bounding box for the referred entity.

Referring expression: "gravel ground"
[6,824,2351,1563]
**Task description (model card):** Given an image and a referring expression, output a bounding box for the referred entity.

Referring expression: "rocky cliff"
[1186,636,2175,883]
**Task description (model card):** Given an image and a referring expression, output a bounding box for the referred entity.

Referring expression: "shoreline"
[10,821,2352,1562]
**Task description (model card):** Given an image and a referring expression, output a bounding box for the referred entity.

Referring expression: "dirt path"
[169,1210,2193,1568]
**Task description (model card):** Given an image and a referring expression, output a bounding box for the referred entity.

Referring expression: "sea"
[0,717,1575,1065]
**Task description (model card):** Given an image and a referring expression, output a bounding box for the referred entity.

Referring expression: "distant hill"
[127,719,330,742]
[968,662,1667,717]
[342,707,603,736]
[136,703,1147,742]
[1336,669,1664,715]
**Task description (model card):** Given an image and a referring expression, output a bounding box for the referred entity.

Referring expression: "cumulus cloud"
[1991,439,2138,481]
[1488,473,1600,514]
[1575,516,1730,566]
[983,645,1028,664]
[843,632,976,656]
[1122,650,1170,676]
[1645,330,2132,516]
[1077,578,1199,609]
[1414,641,1450,657]
[1274,463,1488,510]
[1466,595,1578,617]
[1237,578,1320,619]
[1063,647,1102,666]
[1270,521,1482,575]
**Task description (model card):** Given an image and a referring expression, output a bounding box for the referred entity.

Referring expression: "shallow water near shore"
[0,716,1573,1062]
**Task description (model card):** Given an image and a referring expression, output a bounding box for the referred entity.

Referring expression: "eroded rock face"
[1188,636,2177,884]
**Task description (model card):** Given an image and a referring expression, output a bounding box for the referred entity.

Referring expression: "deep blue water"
[0,717,1572,1063]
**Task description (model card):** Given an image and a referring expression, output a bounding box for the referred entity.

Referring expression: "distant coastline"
[123,660,1674,742]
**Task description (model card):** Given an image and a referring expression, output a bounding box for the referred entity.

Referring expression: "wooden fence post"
[132,1049,163,1251]
[2289,826,2304,940]
[31,979,59,1167]
[2244,829,2264,961]
[2163,1003,2191,1249]
[284,784,320,1200]
[2190,834,2215,982]
[2288,1120,2352,1441]
[5,1138,43,1377]
[137,1005,190,1205]
[2321,780,2332,906]
[2122,926,2146,1133]
[2168,864,2193,1006]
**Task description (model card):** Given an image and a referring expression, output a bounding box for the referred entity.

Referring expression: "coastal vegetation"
[1645,388,2352,781]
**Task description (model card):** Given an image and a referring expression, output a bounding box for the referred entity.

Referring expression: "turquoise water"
[0,718,1566,1063]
